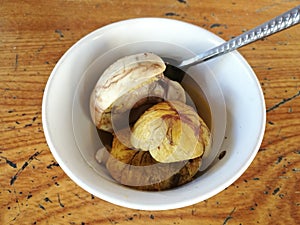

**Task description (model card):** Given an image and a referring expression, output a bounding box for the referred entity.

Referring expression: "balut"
[105,131,202,191]
[90,52,166,131]
[131,101,211,163]
[91,52,212,191]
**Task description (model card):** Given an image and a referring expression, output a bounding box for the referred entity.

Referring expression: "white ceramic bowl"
[42,18,266,210]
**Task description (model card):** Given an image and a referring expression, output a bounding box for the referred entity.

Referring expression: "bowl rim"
[42,17,266,210]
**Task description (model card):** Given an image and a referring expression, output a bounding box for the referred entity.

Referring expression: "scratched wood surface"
[0,0,299,224]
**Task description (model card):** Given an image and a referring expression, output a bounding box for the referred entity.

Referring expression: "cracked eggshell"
[90,53,166,130]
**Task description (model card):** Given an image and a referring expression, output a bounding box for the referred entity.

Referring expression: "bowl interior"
[42,18,266,210]
[72,41,226,178]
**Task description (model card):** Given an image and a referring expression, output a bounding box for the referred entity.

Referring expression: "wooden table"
[1,0,299,224]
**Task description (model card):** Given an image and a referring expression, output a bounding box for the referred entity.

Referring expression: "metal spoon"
[163,5,299,171]
[165,5,300,68]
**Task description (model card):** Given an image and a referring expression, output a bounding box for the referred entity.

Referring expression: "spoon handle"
[179,5,300,67]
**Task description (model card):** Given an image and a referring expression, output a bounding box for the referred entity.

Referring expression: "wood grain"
[1,0,299,224]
